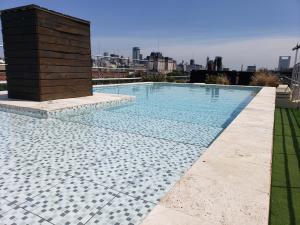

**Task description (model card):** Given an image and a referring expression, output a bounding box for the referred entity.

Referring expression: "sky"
[0,0,299,69]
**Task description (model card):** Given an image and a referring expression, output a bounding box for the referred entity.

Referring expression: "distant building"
[206,56,222,71]
[278,56,291,71]
[132,47,140,64]
[120,56,129,66]
[214,56,222,71]
[92,52,130,69]
[190,59,195,66]
[147,52,163,72]
[165,57,175,73]
[185,59,203,72]
[246,66,256,72]
[177,61,187,72]
[147,52,176,74]
[206,57,214,71]
[110,54,119,57]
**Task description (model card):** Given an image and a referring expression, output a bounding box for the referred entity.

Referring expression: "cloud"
[91,35,299,70]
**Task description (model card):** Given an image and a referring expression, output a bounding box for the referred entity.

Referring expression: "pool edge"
[0,92,135,118]
[140,86,276,225]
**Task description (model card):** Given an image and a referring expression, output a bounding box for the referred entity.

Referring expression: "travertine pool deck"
[0,91,135,118]
[141,87,276,225]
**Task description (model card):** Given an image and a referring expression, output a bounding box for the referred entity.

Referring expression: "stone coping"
[93,82,262,89]
[0,91,135,118]
[141,87,276,225]
[93,81,153,88]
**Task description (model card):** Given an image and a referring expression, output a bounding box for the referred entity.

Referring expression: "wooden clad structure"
[1,4,92,101]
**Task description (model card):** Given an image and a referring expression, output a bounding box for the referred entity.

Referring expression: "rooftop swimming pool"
[0,83,260,225]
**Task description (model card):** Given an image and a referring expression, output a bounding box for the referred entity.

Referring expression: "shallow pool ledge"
[141,87,276,225]
[0,91,135,118]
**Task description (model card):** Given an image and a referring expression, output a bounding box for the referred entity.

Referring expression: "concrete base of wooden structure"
[0,91,134,118]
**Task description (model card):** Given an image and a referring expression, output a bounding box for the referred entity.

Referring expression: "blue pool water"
[92,83,259,146]
[0,83,260,225]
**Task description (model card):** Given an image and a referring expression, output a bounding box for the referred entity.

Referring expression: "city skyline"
[0,0,299,69]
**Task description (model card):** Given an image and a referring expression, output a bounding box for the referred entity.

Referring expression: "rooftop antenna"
[292,43,300,65]
[157,40,160,53]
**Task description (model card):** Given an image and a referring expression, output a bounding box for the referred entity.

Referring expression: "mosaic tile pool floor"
[0,83,260,225]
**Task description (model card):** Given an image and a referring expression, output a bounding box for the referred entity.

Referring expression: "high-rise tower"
[132,47,140,64]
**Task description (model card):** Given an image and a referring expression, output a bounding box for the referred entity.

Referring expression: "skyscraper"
[278,56,291,71]
[206,56,222,71]
[132,47,140,63]
[214,56,222,71]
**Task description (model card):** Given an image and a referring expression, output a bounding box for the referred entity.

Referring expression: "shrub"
[205,75,230,85]
[250,71,280,87]
[167,70,184,77]
[216,76,230,85]
[175,80,186,83]
[0,84,7,91]
[166,76,175,82]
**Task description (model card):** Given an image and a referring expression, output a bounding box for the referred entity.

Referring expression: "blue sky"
[0,0,299,69]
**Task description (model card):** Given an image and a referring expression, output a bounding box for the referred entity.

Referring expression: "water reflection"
[205,87,219,100]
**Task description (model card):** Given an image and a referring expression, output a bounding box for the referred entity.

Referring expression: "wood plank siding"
[1,4,92,101]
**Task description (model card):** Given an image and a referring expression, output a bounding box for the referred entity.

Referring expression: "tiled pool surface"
[0,83,260,225]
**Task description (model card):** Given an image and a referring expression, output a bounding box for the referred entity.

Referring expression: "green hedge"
[0,83,7,91]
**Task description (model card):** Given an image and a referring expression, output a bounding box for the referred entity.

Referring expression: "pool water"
[0,83,259,225]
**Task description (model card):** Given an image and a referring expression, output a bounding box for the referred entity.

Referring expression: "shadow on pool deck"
[270,108,300,225]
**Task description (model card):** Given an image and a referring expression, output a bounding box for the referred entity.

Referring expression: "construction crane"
[292,43,300,66]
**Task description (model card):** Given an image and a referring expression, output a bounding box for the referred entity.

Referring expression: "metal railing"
[291,62,300,101]
[279,75,300,102]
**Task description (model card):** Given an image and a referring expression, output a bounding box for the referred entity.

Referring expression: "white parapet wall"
[141,87,276,225]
